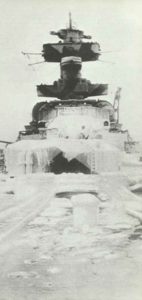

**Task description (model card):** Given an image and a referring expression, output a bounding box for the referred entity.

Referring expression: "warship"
[6,14,131,175]
[1,14,142,300]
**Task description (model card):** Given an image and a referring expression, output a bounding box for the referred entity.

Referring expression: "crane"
[113,87,122,124]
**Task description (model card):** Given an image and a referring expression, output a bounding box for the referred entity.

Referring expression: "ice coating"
[47,114,107,139]
[71,193,99,230]
[5,138,121,175]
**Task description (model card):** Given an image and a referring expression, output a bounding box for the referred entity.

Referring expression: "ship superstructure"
[19,15,126,143]
[7,15,128,175]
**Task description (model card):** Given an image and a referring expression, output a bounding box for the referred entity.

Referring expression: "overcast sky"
[0,0,142,141]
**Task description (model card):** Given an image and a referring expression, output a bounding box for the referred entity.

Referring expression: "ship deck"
[0,168,142,299]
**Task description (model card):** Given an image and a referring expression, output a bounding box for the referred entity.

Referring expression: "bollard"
[71,193,99,231]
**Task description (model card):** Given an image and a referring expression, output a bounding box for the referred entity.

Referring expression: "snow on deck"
[0,172,142,299]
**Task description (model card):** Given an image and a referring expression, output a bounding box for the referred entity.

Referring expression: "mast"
[69,12,72,29]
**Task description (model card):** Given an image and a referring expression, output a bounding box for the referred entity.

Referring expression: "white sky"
[0,0,142,141]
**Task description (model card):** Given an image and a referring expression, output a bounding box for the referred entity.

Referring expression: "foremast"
[37,14,108,100]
